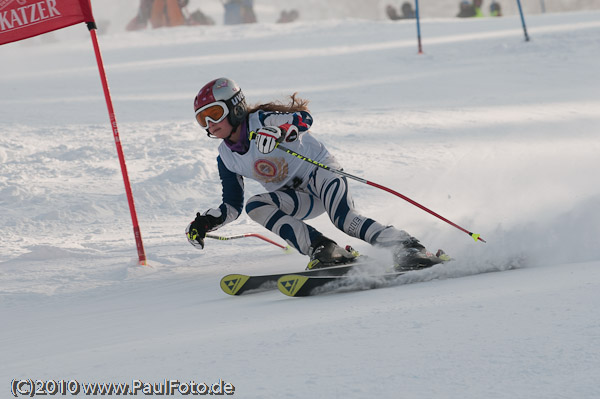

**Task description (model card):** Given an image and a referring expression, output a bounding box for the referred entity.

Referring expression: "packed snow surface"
[1,4,599,398]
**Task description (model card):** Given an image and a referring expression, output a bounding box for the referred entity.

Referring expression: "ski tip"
[277,275,310,297]
[220,274,250,296]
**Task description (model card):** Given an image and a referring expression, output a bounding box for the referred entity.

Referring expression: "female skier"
[186,77,435,270]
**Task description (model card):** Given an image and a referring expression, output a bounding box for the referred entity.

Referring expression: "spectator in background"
[223,0,257,25]
[277,9,300,23]
[126,0,214,31]
[188,9,216,25]
[456,0,484,17]
[473,0,484,16]
[457,0,476,18]
[386,2,416,20]
[490,1,502,16]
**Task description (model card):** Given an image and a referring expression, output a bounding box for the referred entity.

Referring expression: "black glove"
[186,209,224,249]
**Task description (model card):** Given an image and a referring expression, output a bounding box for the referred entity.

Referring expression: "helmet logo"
[215,80,229,89]
[231,91,244,106]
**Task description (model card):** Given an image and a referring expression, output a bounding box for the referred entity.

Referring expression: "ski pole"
[206,233,292,251]
[272,142,486,243]
[516,0,530,42]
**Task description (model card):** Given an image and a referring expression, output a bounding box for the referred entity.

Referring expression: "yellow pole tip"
[283,246,294,254]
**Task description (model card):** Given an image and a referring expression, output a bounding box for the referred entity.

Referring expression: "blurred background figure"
[277,9,300,23]
[490,1,502,16]
[126,0,214,31]
[386,2,416,20]
[457,0,476,17]
[223,0,257,25]
[187,9,216,25]
[473,0,484,16]
[456,0,484,17]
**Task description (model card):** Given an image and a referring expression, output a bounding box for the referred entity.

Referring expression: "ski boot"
[393,237,449,271]
[307,237,358,270]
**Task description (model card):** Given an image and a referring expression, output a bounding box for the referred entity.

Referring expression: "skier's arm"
[186,156,244,249]
[259,110,313,135]
[216,155,244,224]
[200,155,245,228]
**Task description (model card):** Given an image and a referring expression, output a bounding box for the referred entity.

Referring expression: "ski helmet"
[194,78,247,131]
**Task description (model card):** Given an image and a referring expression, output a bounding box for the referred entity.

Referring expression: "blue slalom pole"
[515,0,530,41]
[415,0,423,53]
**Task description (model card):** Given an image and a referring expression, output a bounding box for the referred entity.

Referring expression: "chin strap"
[205,125,237,139]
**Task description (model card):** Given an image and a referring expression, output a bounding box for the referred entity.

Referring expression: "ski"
[221,250,450,296]
[277,252,451,297]
[220,261,372,296]
[277,271,406,297]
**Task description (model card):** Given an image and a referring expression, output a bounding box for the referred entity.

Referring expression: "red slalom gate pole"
[87,23,147,265]
[275,143,486,243]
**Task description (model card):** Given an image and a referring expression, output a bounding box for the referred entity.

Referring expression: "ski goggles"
[195,101,229,129]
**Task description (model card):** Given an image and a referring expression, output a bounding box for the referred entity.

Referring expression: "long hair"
[247,93,310,114]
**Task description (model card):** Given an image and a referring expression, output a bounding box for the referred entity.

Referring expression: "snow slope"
[1,7,600,399]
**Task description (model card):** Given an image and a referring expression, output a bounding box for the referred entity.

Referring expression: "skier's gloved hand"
[255,126,283,154]
[186,208,224,249]
[278,123,299,143]
[254,124,300,153]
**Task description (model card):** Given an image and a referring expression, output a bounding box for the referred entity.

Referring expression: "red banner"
[0,0,94,45]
